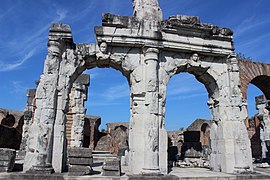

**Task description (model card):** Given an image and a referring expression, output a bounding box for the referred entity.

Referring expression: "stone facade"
[22,0,262,175]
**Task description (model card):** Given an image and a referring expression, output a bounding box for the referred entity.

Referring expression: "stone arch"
[54,45,132,172]
[247,75,270,102]
[239,59,270,100]
[67,67,130,147]
[159,53,221,171]
[159,53,253,173]
[160,54,220,124]
[23,23,135,173]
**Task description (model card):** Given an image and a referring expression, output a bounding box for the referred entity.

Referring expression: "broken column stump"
[67,147,93,176]
[0,148,16,172]
[102,158,121,176]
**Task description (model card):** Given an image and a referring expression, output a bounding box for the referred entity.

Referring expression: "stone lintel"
[95,25,233,57]
[100,13,233,40]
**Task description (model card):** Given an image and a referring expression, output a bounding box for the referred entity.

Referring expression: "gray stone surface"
[68,165,93,176]
[68,157,93,166]
[68,147,92,158]
[0,148,16,172]
[102,159,121,176]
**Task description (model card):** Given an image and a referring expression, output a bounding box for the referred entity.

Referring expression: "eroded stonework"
[23,0,257,175]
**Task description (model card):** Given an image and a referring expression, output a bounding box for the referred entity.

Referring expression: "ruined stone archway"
[23,0,255,175]
[246,75,270,160]
[158,52,253,173]
[23,24,135,173]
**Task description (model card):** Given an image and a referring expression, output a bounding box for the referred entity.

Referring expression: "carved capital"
[144,47,159,63]
[227,52,239,72]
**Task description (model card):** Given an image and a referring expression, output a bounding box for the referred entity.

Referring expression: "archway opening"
[166,71,215,169]
[246,75,270,160]
[82,68,130,155]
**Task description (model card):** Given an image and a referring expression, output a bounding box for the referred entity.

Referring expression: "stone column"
[209,53,253,173]
[24,23,75,173]
[69,74,90,147]
[24,38,63,173]
[158,68,169,174]
[52,49,80,173]
[211,54,252,173]
[228,54,253,173]
[142,47,160,174]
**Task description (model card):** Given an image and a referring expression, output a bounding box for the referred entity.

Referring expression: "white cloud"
[0,49,35,72]
[167,86,201,96]
[0,5,69,73]
[87,102,122,107]
[176,92,207,100]
[56,9,67,21]
[10,81,28,94]
[102,84,129,101]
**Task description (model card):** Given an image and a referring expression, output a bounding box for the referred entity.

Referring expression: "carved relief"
[96,42,111,61]
[191,53,200,62]
[44,44,62,75]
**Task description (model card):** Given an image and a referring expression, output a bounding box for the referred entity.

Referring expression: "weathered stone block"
[68,157,93,165]
[0,148,16,172]
[102,159,121,176]
[68,165,93,176]
[67,147,92,158]
[0,160,11,166]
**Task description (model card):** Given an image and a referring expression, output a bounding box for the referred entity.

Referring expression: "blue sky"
[0,0,269,130]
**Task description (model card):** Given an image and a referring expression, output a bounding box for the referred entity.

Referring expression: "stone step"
[92,151,118,163]
[93,151,112,154]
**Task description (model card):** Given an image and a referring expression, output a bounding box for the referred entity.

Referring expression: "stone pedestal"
[67,147,93,176]
[26,164,55,174]
[102,159,121,176]
[0,148,16,172]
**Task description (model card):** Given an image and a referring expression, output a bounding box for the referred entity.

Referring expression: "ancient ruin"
[22,0,253,174]
[1,0,270,178]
